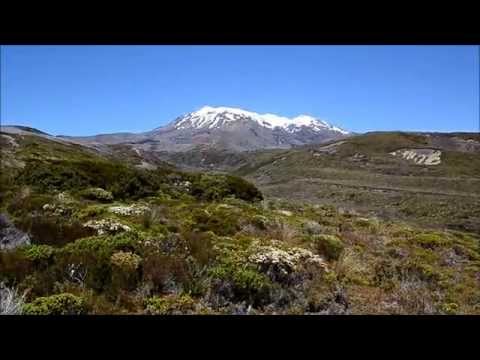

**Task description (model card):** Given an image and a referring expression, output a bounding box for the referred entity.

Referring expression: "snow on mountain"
[54,106,351,153]
[173,106,349,135]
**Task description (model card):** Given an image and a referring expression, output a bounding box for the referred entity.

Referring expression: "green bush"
[22,293,88,315]
[18,159,159,200]
[0,250,34,283]
[60,232,140,260]
[79,187,113,202]
[190,208,240,236]
[21,244,56,263]
[209,260,272,306]
[6,191,52,216]
[414,233,450,249]
[110,251,142,291]
[15,215,96,247]
[311,234,344,261]
[190,174,263,202]
[57,232,141,291]
[145,294,195,315]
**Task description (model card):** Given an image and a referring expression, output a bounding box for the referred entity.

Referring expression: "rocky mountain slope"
[55,106,350,152]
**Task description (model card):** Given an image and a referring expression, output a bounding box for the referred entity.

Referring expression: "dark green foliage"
[145,294,195,315]
[57,232,141,291]
[18,159,159,200]
[209,260,273,306]
[2,130,480,314]
[414,233,450,249]
[18,160,93,191]
[110,251,142,291]
[21,244,56,264]
[16,158,263,203]
[311,234,344,261]
[79,187,113,202]
[191,208,240,236]
[22,293,88,315]
[6,192,52,217]
[15,215,96,247]
[190,174,263,202]
[0,249,33,284]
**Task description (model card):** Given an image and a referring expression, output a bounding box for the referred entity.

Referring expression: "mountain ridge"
[50,106,351,151]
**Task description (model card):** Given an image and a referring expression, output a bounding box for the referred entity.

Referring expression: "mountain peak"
[173,106,349,135]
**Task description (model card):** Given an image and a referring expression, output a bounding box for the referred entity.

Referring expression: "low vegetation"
[1,132,479,315]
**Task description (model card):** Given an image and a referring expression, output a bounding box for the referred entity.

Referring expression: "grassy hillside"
[1,131,480,314]
[236,132,480,234]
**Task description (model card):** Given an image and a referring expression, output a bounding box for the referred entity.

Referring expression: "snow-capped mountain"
[58,106,351,152]
[172,106,349,135]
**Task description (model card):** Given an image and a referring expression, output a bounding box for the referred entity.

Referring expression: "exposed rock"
[390,148,441,165]
[42,203,71,216]
[313,140,346,155]
[172,180,192,193]
[82,218,131,235]
[216,204,234,210]
[275,210,293,217]
[56,191,75,204]
[349,152,367,162]
[108,204,149,216]
[135,161,157,170]
[0,214,31,250]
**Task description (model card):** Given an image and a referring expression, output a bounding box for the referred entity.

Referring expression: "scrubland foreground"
[1,131,479,315]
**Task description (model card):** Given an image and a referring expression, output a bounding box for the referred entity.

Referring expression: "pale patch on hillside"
[390,149,442,165]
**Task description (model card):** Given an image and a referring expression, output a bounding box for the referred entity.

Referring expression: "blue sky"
[1,45,478,136]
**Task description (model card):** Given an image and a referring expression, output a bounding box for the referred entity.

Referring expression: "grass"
[1,131,480,314]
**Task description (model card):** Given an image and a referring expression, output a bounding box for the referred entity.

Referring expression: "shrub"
[141,254,188,292]
[386,276,438,314]
[353,218,379,233]
[335,248,371,285]
[22,293,88,315]
[266,219,299,244]
[191,208,240,236]
[190,174,263,202]
[208,260,273,306]
[302,220,323,235]
[441,302,459,315]
[6,191,52,217]
[110,251,142,272]
[145,294,195,315]
[414,233,450,249]
[251,215,269,230]
[183,231,217,266]
[110,251,142,291]
[58,233,141,291]
[79,187,113,202]
[311,234,344,261]
[15,215,96,247]
[0,250,33,284]
[18,159,161,200]
[141,206,165,229]
[18,160,91,192]
[21,244,56,264]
